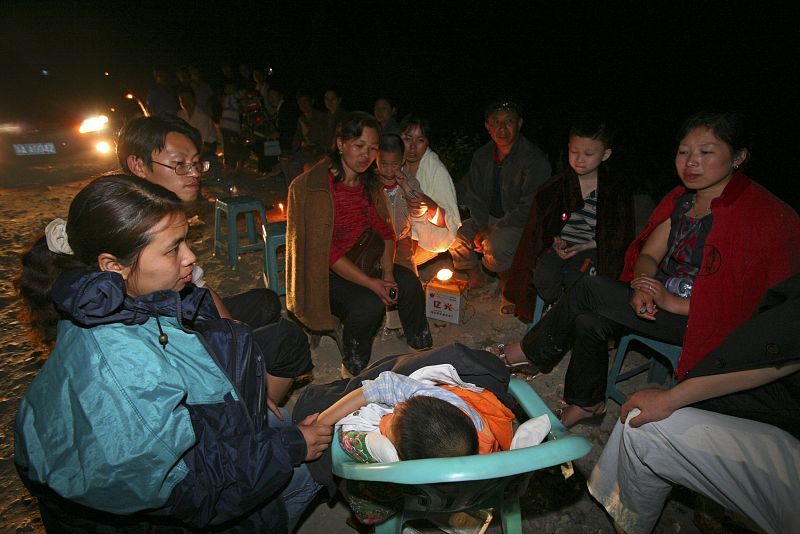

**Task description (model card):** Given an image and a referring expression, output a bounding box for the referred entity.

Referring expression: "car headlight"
[95,140,112,154]
[0,122,23,134]
[79,115,109,133]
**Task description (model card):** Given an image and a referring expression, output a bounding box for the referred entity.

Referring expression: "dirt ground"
[0,164,712,534]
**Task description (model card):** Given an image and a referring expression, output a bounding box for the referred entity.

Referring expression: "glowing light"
[0,122,22,134]
[95,141,112,154]
[79,115,109,133]
[278,202,284,212]
[436,268,454,282]
[124,93,150,117]
[103,71,110,76]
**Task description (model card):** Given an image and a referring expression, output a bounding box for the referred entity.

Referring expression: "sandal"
[555,401,606,428]
[485,343,535,371]
[499,296,516,316]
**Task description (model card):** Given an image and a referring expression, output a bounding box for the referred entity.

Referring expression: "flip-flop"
[499,296,515,315]
[485,343,531,369]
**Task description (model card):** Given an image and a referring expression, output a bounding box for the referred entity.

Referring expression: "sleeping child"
[316,364,550,463]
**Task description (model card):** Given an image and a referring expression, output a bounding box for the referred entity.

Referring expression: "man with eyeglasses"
[450,99,551,299]
[118,114,209,203]
[116,115,312,407]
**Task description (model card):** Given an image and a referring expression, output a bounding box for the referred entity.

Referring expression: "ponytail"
[18,237,89,345]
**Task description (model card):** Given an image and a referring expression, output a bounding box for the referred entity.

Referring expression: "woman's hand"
[630,274,690,316]
[629,274,661,320]
[296,413,333,461]
[368,277,398,305]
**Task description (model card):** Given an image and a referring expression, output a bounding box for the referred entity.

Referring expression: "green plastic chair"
[331,378,593,533]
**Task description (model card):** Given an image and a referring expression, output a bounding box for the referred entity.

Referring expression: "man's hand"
[620,388,677,427]
[297,413,333,461]
[472,228,490,253]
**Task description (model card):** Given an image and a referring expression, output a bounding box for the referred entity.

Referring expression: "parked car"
[0,67,144,177]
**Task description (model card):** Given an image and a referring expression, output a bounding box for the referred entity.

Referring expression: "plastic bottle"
[665,276,693,298]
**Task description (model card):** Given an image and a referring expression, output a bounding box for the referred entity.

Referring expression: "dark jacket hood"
[52,269,215,328]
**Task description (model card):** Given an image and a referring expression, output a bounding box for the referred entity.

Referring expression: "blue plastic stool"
[606,334,682,405]
[213,196,267,268]
[261,221,287,296]
[332,378,592,534]
[526,295,546,332]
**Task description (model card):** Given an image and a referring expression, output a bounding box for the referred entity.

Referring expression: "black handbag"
[346,228,384,278]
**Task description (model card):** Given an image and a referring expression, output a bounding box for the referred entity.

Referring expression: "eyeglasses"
[152,160,211,175]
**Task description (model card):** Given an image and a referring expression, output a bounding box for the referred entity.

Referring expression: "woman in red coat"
[495,111,800,427]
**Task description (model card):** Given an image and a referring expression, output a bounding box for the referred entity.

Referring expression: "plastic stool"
[606,334,682,405]
[213,196,267,268]
[526,295,547,332]
[261,221,287,295]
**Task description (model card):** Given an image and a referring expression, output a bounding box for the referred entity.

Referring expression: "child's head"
[388,396,478,460]
[567,121,613,178]
[374,96,397,125]
[19,175,191,343]
[377,134,405,184]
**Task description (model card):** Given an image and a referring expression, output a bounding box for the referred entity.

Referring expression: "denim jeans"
[269,409,321,531]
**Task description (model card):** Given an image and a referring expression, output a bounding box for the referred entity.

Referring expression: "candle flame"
[278,202,284,211]
[436,268,454,281]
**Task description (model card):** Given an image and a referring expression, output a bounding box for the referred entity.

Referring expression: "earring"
[733,163,740,170]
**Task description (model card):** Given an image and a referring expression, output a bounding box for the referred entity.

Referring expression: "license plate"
[13,142,57,156]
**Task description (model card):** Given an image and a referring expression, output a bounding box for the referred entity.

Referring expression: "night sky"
[3,0,798,205]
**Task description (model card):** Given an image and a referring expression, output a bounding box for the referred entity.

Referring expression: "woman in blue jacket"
[15,175,332,532]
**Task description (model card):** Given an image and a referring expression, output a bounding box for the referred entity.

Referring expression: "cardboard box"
[425,278,465,324]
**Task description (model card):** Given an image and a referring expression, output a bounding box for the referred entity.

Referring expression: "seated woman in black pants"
[287,111,432,377]
[493,110,800,427]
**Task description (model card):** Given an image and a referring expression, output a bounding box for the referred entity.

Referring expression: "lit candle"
[436,268,453,282]
[278,202,284,214]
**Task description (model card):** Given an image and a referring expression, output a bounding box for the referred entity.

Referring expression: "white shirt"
[178,108,218,144]
[408,148,462,252]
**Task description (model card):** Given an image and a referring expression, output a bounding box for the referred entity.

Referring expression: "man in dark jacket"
[449,99,551,292]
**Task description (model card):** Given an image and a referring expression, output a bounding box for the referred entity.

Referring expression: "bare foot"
[556,402,606,428]
[501,342,528,366]
[486,341,528,367]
